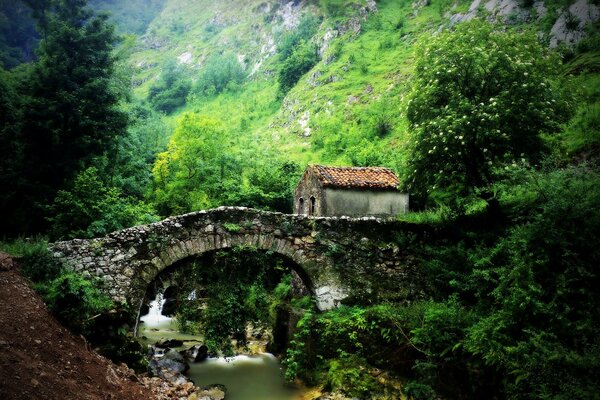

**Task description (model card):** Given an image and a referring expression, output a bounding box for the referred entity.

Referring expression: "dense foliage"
[192,52,246,96]
[0,0,127,235]
[171,246,295,356]
[404,21,572,208]
[148,60,191,113]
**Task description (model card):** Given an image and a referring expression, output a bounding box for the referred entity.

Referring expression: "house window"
[310,196,316,215]
[298,197,304,214]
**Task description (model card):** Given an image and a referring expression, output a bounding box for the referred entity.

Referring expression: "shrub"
[278,42,319,94]
[42,272,114,335]
[1,237,63,283]
[193,52,245,96]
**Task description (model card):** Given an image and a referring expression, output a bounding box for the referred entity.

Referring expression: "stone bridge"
[51,207,427,312]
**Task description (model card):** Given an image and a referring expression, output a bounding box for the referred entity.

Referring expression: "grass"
[0,236,50,258]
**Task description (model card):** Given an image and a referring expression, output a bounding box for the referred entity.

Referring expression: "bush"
[278,41,319,94]
[41,272,114,335]
[193,52,245,96]
[326,354,377,397]
[0,237,63,283]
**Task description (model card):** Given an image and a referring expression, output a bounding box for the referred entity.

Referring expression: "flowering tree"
[403,21,571,208]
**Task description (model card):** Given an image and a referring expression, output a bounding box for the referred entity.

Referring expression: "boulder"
[155,338,184,349]
[183,344,209,363]
[148,347,189,383]
[0,252,13,271]
[161,298,178,317]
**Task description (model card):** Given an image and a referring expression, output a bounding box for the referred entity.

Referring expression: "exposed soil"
[0,253,155,400]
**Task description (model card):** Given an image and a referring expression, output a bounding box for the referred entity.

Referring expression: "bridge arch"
[134,232,320,310]
[51,208,355,312]
[51,207,427,317]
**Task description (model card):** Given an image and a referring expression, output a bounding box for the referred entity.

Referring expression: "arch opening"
[137,246,315,356]
[310,196,316,215]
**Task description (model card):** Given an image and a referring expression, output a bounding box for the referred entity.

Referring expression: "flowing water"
[187,354,298,400]
[138,292,301,400]
[138,293,201,344]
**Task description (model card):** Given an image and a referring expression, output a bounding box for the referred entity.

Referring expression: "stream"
[138,293,300,400]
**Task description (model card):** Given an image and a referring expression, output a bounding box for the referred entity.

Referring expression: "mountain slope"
[118,0,599,173]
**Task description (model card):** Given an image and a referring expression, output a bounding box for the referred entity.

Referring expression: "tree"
[148,59,191,113]
[0,67,26,234]
[403,21,571,208]
[151,113,237,215]
[17,0,127,233]
[278,41,318,94]
[193,52,245,96]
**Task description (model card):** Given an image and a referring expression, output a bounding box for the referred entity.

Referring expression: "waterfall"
[140,291,173,328]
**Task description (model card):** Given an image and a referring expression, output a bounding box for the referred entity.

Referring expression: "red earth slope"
[0,253,154,400]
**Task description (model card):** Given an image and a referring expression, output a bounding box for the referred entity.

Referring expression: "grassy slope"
[121,0,599,176]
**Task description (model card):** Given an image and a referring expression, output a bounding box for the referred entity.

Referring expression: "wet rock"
[155,338,184,349]
[160,298,178,317]
[149,348,190,384]
[183,344,209,363]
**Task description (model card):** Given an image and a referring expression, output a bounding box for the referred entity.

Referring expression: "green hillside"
[117,0,600,179]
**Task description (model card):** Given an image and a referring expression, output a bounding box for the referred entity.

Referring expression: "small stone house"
[294,165,409,217]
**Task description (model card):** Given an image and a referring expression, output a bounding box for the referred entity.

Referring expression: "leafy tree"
[151,113,237,215]
[110,103,170,198]
[148,59,191,113]
[48,167,156,239]
[224,160,300,213]
[404,21,571,208]
[193,52,245,96]
[278,41,319,94]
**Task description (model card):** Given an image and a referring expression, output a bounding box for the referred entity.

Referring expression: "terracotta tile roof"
[309,165,400,190]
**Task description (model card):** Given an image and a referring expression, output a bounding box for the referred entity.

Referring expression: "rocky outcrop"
[449,0,599,47]
[550,0,599,47]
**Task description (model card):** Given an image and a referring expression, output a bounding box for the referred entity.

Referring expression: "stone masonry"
[51,207,428,312]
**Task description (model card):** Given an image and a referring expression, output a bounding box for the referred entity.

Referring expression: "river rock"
[183,344,209,363]
[155,338,184,349]
[149,347,190,384]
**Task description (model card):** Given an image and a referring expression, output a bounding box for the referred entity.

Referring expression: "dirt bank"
[0,253,154,400]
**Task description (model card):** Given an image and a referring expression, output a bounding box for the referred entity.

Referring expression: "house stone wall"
[293,170,324,216]
[323,188,409,217]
